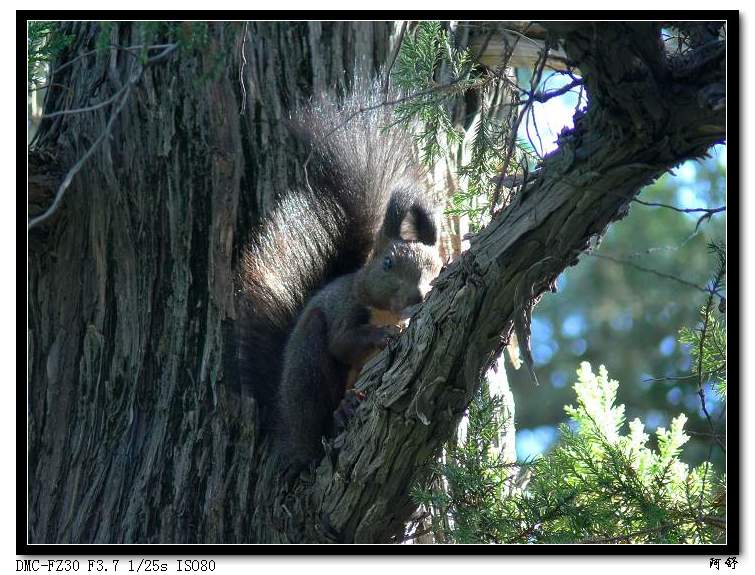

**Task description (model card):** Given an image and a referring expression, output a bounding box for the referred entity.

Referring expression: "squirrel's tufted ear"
[399,203,439,245]
[381,186,440,246]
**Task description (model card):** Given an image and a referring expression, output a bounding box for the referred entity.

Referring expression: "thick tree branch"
[259,22,726,543]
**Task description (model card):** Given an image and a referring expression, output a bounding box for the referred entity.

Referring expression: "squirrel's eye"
[382,256,393,271]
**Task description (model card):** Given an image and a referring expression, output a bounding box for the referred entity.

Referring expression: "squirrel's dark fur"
[237,87,442,475]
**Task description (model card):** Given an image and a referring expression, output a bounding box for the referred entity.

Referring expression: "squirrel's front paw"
[333,389,366,432]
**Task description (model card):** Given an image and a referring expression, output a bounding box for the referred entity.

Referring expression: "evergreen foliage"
[392,21,531,230]
[679,241,727,399]
[413,363,725,544]
[27,22,73,89]
[392,21,473,166]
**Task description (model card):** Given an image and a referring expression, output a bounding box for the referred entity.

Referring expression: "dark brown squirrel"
[277,193,442,473]
[236,86,443,476]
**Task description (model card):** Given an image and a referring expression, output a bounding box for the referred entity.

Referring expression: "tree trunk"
[27,21,726,544]
[27,20,401,544]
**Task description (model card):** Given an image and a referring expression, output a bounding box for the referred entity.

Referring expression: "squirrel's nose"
[407,291,423,306]
[401,286,423,307]
[407,283,431,307]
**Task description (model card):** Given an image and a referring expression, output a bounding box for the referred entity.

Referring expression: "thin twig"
[632,198,726,216]
[642,374,699,383]
[470,27,497,71]
[41,43,178,120]
[239,22,249,116]
[52,43,175,75]
[490,40,550,214]
[580,183,727,219]
[499,27,544,48]
[28,84,133,231]
[382,21,408,95]
[28,44,178,231]
[686,429,726,439]
[620,230,704,260]
[695,289,726,452]
[528,103,544,159]
[28,82,73,95]
[587,252,722,297]
[528,77,583,103]
[40,81,131,119]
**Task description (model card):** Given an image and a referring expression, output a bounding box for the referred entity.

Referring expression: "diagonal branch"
[257,22,726,543]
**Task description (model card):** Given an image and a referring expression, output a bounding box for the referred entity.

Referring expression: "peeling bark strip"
[27,22,725,544]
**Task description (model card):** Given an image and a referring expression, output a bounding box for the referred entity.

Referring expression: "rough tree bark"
[27,21,726,544]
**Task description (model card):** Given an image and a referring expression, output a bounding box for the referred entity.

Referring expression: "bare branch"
[587,252,721,297]
[642,374,699,384]
[528,77,583,103]
[40,44,178,120]
[28,44,178,231]
[686,429,726,440]
[51,42,176,76]
[28,83,133,231]
[239,22,249,116]
[40,81,131,119]
[695,279,726,453]
[632,198,726,216]
[274,22,728,540]
[490,40,550,213]
[382,21,408,95]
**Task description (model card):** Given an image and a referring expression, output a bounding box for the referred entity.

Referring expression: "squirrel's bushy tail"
[237,87,430,417]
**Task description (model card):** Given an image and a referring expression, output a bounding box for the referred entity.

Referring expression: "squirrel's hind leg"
[277,308,346,477]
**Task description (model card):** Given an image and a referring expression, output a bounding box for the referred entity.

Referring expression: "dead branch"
[27,44,178,231]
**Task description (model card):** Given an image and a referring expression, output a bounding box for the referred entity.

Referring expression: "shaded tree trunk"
[28,20,401,544]
[27,20,725,544]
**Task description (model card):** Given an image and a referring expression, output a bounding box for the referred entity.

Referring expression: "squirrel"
[236,86,443,476]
